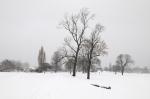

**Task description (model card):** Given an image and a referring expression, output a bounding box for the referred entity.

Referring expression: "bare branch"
[64,37,77,53]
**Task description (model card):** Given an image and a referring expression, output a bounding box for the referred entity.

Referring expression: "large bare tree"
[83,24,107,79]
[60,8,94,76]
[116,54,134,75]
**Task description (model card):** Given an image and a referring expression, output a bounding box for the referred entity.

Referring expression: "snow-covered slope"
[0,72,150,99]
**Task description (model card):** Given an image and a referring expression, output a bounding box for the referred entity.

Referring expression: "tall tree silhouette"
[38,46,46,67]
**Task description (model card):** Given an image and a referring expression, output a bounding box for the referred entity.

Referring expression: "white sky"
[0,0,150,67]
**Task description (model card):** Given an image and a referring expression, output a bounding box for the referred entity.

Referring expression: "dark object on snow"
[91,84,111,89]
[91,84,100,87]
[101,86,111,89]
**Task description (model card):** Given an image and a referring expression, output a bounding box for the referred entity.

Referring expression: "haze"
[0,0,150,67]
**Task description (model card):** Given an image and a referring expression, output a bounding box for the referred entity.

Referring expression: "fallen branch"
[90,84,111,89]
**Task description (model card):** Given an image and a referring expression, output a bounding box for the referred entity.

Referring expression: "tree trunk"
[87,60,91,79]
[72,54,78,76]
[72,61,76,76]
[72,47,80,77]
[87,47,94,79]
[55,63,57,73]
[121,67,124,75]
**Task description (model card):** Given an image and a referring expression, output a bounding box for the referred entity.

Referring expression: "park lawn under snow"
[0,72,150,99]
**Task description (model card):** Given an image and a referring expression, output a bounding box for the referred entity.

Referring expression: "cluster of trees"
[36,8,107,79]
[0,8,141,79]
[103,54,150,75]
[126,66,150,73]
[60,8,107,79]
[36,47,64,73]
[0,59,30,72]
[34,9,138,78]
[104,64,150,74]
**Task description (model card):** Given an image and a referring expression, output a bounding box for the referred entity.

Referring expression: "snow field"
[0,72,150,99]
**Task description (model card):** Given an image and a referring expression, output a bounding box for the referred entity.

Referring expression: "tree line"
[36,8,107,79]
[0,59,30,72]
[0,8,144,79]
[36,8,138,78]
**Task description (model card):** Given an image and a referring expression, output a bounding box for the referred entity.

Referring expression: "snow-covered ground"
[0,72,150,99]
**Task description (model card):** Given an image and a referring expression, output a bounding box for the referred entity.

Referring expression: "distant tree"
[1,59,14,67]
[108,63,113,72]
[77,48,88,73]
[51,50,63,72]
[77,55,88,73]
[83,24,107,79]
[0,59,27,72]
[0,59,15,71]
[65,57,74,74]
[21,62,30,72]
[142,66,149,73]
[60,8,94,76]
[91,57,101,72]
[35,63,52,72]
[112,65,121,74]
[38,46,46,67]
[116,54,134,75]
[103,67,109,71]
[77,54,101,73]
[36,46,47,72]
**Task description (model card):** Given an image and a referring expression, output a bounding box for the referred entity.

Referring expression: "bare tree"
[112,65,121,74]
[83,24,107,79]
[78,50,101,73]
[60,8,94,76]
[116,54,134,75]
[0,59,28,72]
[38,46,46,67]
[91,57,101,72]
[51,50,62,72]
[65,57,74,74]
[0,59,16,71]
[51,47,68,72]
[77,55,88,73]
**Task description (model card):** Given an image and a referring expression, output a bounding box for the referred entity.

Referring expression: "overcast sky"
[0,0,150,67]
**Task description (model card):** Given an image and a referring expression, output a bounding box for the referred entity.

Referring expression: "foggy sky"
[0,0,150,67]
